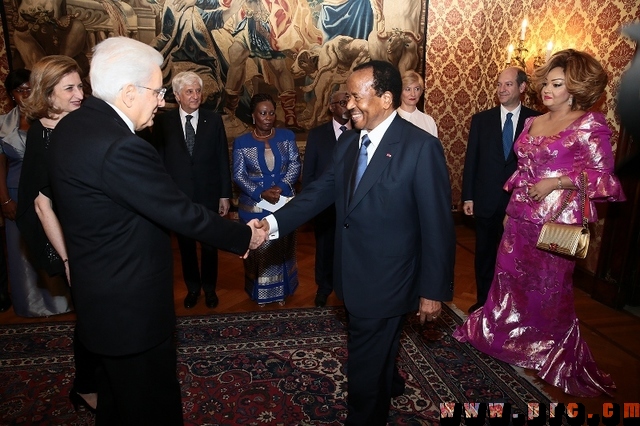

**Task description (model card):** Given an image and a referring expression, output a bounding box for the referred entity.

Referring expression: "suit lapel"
[515,109,528,139]
[193,111,209,156]
[347,117,402,212]
[170,110,191,155]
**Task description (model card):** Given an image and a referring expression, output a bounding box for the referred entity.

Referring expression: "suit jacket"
[153,108,231,209]
[275,115,455,318]
[302,121,339,223]
[48,97,251,356]
[462,105,540,218]
[302,121,336,189]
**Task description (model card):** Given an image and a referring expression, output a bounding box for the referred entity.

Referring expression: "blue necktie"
[185,115,196,156]
[353,134,371,191]
[339,125,347,134]
[502,112,514,160]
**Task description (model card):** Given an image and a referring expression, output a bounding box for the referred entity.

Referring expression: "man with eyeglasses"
[302,90,351,307]
[48,37,267,425]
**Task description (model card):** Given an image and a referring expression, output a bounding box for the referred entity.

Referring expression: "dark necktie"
[353,134,371,192]
[185,115,196,156]
[502,112,514,160]
[339,125,347,134]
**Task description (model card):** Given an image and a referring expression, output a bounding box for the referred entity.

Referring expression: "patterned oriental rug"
[0,305,552,425]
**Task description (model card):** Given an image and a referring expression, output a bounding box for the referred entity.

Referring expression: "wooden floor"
[1,225,638,417]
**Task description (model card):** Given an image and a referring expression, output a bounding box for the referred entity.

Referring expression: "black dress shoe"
[468,302,484,313]
[184,291,199,309]
[0,293,11,313]
[314,293,328,307]
[205,292,219,309]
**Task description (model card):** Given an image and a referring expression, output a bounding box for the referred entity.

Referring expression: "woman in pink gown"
[454,49,625,397]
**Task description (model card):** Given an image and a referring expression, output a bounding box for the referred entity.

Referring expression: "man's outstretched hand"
[244,219,268,258]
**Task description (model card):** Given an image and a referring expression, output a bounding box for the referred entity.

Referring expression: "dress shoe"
[69,388,97,413]
[314,293,328,307]
[468,302,484,313]
[0,293,11,313]
[205,292,219,309]
[184,291,199,309]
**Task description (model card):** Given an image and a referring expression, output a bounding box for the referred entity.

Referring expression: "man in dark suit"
[153,71,231,310]
[48,37,265,425]
[259,61,455,425]
[302,90,351,307]
[462,66,540,313]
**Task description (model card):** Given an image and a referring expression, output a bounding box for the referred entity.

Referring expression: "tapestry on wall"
[0,0,428,137]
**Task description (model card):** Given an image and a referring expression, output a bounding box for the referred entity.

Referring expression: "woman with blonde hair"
[454,49,625,397]
[397,70,438,137]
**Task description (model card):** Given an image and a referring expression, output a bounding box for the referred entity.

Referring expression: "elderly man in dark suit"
[462,66,540,313]
[302,90,351,307]
[48,37,265,425]
[153,71,231,310]
[259,61,455,425]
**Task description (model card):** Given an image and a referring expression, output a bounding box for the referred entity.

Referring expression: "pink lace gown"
[453,111,625,397]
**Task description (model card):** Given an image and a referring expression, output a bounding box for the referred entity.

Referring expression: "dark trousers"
[73,328,99,394]
[345,313,405,426]
[474,212,506,304]
[96,335,183,426]
[313,208,335,296]
[176,234,218,295]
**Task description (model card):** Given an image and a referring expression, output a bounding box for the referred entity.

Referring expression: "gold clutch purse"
[536,172,590,259]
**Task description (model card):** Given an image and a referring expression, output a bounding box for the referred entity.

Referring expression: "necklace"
[253,128,274,139]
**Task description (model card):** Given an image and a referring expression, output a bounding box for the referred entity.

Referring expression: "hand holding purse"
[536,172,590,259]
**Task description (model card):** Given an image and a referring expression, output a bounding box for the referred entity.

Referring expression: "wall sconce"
[505,19,554,72]
[506,19,529,70]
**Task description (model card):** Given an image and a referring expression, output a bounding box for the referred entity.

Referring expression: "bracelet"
[557,177,563,190]
[63,259,69,263]
[1,198,12,206]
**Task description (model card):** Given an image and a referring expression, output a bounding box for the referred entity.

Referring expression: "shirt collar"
[333,118,351,131]
[501,103,522,119]
[361,111,397,147]
[106,101,135,133]
[179,107,199,122]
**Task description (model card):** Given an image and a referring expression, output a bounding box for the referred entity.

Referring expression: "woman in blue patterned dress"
[233,93,301,305]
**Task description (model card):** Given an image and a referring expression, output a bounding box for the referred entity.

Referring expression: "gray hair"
[172,71,203,94]
[90,37,163,103]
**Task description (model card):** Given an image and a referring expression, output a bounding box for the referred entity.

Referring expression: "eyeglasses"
[14,87,31,94]
[330,99,348,107]
[137,86,167,100]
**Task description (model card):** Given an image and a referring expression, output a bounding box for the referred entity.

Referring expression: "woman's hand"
[260,186,282,204]
[1,199,17,221]
[527,178,557,202]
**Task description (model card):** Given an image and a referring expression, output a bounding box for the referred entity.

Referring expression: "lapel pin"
[386,153,392,157]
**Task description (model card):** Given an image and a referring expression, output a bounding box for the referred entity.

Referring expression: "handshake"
[243,218,272,257]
